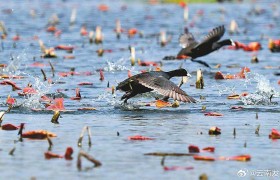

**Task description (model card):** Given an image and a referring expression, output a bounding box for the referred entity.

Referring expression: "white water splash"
[2,52,53,109]
[103,60,130,72]
[96,90,142,110]
[96,91,116,104]
[21,76,52,109]
[114,102,141,110]
[2,53,28,75]
[240,72,279,105]
[213,71,279,105]
[216,84,237,96]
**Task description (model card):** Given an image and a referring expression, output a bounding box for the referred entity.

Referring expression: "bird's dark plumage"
[116,69,196,103]
[177,25,235,59]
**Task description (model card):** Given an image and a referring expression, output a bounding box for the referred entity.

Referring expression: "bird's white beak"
[187,73,192,78]
[230,39,236,46]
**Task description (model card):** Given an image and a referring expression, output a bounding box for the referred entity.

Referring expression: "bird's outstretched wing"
[179,33,197,48]
[194,25,225,49]
[137,76,196,103]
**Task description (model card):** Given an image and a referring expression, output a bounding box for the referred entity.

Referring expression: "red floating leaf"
[128,28,138,36]
[209,126,221,135]
[202,147,215,153]
[44,151,63,159]
[30,62,47,67]
[12,35,20,41]
[78,82,93,86]
[45,147,73,160]
[1,124,19,130]
[23,88,36,94]
[98,4,109,11]
[70,88,81,100]
[128,135,154,140]
[0,80,22,90]
[2,75,24,79]
[54,30,62,37]
[22,130,57,139]
[269,128,280,139]
[193,155,215,161]
[204,112,223,116]
[46,98,65,111]
[237,67,250,79]
[6,96,16,105]
[188,145,200,153]
[231,106,243,110]
[273,39,280,46]
[155,100,171,108]
[219,155,251,162]
[55,45,74,51]
[63,55,75,59]
[178,1,186,8]
[58,72,69,77]
[229,41,261,52]
[99,69,104,81]
[214,71,225,80]
[227,155,251,162]
[164,166,193,171]
[40,95,52,103]
[215,67,250,80]
[138,61,158,67]
[80,26,88,36]
[227,94,240,99]
[244,42,261,51]
[46,25,57,32]
[64,147,74,160]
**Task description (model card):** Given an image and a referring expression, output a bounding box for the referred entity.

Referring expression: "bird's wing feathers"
[137,76,196,103]
[179,33,197,48]
[194,25,225,49]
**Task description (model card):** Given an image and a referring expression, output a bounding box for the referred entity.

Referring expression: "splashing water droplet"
[241,72,279,105]
[2,52,52,110]
[104,60,130,72]
[213,71,279,106]
[20,76,53,109]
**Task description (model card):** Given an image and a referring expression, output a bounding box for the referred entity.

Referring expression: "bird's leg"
[121,92,130,103]
[123,98,128,104]
[191,59,211,68]
[161,96,169,102]
[121,91,137,104]
[269,94,273,103]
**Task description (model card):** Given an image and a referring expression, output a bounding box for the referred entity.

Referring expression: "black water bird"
[178,25,234,57]
[116,69,196,103]
[164,25,235,67]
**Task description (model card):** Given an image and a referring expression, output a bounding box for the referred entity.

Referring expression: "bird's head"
[169,68,191,77]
